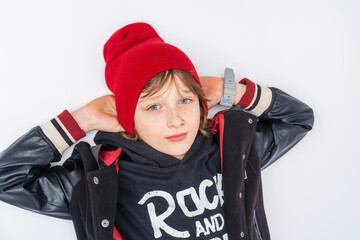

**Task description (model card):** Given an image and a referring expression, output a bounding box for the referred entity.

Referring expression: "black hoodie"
[94,131,228,240]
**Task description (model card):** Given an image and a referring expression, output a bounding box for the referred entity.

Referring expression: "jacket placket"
[70,142,119,240]
[219,110,269,240]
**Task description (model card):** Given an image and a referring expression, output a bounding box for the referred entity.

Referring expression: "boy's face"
[134,76,201,160]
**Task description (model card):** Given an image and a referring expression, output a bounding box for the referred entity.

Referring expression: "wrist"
[234,82,247,105]
[71,107,94,133]
[218,68,247,107]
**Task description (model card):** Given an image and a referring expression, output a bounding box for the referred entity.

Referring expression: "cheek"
[134,119,148,136]
[134,116,163,141]
[188,104,201,124]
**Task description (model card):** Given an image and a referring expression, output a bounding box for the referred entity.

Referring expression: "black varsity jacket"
[0,86,314,240]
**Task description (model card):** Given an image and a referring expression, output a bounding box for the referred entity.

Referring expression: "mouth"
[166,133,188,142]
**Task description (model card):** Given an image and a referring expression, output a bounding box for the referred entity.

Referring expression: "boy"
[0,22,314,240]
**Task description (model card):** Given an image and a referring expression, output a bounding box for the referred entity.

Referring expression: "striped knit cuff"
[40,109,86,154]
[237,78,273,117]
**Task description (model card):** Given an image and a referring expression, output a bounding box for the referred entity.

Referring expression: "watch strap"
[220,68,236,107]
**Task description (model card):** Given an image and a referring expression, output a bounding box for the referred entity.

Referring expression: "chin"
[166,148,189,160]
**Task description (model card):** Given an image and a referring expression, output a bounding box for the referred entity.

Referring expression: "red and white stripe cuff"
[237,78,273,117]
[40,110,86,154]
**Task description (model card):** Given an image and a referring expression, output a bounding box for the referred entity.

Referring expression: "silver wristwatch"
[220,68,236,107]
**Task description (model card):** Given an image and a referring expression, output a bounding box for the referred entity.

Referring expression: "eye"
[147,104,160,111]
[180,98,191,104]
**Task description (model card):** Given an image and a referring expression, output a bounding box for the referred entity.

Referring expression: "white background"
[0,0,359,239]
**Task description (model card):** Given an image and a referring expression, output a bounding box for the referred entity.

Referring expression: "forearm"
[254,87,314,169]
[0,123,83,219]
[202,74,314,169]
[200,76,273,118]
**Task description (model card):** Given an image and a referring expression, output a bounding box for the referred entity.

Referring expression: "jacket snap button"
[93,176,99,185]
[101,219,109,228]
[240,231,245,237]
[242,154,246,160]
[239,192,243,198]
[248,118,253,124]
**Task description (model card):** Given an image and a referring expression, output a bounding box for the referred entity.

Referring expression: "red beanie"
[103,22,204,135]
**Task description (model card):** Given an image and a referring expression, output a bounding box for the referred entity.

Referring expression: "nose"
[167,108,184,128]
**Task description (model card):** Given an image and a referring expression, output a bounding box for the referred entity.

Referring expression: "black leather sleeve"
[255,87,314,170]
[0,126,84,220]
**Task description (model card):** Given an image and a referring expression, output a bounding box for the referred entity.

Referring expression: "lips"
[166,133,188,142]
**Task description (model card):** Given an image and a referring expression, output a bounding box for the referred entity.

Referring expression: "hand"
[199,76,223,109]
[71,94,124,133]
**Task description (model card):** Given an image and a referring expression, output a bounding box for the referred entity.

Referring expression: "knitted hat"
[103,22,204,135]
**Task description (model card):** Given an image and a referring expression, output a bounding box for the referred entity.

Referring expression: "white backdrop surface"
[0,0,359,239]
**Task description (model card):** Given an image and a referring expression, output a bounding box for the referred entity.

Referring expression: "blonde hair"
[121,69,210,141]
